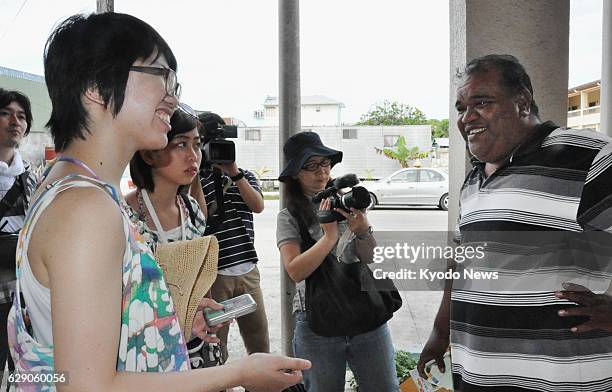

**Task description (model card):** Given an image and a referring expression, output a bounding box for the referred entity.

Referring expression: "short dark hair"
[197,111,225,143]
[130,109,199,193]
[0,88,33,135]
[460,54,539,117]
[44,12,177,151]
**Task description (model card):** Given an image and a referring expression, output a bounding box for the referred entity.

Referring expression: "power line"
[0,0,29,43]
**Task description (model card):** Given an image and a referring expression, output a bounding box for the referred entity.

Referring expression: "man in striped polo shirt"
[197,112,270,364]
[417,55,612,391]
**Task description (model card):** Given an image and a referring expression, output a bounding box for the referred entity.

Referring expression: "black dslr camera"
[312,174,371,223]
[198,112,238,166]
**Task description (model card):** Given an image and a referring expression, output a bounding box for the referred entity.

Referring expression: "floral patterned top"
[8,175,189,390]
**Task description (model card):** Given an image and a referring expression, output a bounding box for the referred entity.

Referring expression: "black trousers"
[0,302,14,373]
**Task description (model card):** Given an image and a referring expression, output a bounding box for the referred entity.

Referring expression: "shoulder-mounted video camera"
[198,112,238,166]
[312,174,371,223]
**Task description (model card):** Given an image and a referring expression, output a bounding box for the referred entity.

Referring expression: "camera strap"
[0,171,29,225]
[206,168,229,232]
[179,193,197,226]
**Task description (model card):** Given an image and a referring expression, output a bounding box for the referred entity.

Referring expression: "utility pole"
[279,0,301,356]
[96,0,113,13]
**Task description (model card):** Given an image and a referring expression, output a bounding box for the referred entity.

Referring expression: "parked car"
[361,167,449,210]
[120,166,136,196]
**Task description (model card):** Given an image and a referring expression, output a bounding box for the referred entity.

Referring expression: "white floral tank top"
[7,175,189,391]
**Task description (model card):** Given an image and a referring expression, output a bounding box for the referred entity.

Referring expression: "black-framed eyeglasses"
[178,102,198,119]
[302,158,332,172]
[130,66,181,99]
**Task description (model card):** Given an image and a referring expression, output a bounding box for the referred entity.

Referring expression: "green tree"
[357,100,427,125]
[428,118,449,138]
[374,136,429,168]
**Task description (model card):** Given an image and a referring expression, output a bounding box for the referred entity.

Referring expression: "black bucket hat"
[279,132,342,182]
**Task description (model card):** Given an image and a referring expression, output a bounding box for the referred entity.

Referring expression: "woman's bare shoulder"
[29,186,126,279]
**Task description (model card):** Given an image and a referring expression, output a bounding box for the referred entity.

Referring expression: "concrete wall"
[234,125,432,180]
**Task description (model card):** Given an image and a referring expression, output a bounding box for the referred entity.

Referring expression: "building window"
[245,129,261,141]
[265,107,276,118]
[253,110,264,119]
[384,135,399,147]
[343,129,358,139]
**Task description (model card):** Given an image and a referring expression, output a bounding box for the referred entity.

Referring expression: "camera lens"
[340,186,370,210]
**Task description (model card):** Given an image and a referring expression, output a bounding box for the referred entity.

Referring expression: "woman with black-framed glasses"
[8,12,309,392]
[277,132,400,392]
[130,65,182,99]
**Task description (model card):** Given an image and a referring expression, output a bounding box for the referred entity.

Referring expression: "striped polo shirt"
[200,168,260,270]
[452,121,612,392]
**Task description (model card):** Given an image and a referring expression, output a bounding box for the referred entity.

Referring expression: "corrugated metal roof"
[0,66,45,83]
[568,79,600,93]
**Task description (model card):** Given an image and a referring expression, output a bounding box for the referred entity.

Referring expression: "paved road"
[226,200,448,361]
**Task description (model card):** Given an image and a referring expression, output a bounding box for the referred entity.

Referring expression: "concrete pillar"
[601,0,612,136]
[279,0,301,356]
[96,0,113,13]
[448,0,570,229]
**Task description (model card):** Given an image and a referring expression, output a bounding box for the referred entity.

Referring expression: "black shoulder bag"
[297,216,402,337]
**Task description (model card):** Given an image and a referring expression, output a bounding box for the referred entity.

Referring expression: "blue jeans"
[293,311,399,392]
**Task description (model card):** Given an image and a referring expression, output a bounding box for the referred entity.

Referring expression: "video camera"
[198,112,238,166]
[312,174,371,223]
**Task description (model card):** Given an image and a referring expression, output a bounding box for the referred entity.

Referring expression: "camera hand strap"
[206,168,228,232]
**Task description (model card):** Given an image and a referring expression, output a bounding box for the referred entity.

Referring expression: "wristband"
[230,169,245,182]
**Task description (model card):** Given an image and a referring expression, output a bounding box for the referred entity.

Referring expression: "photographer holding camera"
[194,112,270,363]
[276,132,401,392]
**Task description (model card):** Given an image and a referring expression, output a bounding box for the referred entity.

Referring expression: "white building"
[241,95,433,183]
[253,95,345,127]
[567,80,601,131]
[233,125,432,182]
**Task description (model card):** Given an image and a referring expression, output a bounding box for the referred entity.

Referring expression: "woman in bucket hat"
[276,132,399,391]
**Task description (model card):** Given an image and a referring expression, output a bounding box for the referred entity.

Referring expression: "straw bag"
[154,235,219,339]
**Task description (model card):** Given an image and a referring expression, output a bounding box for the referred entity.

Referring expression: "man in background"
[0,88,37,380]
[196,112,270,363]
